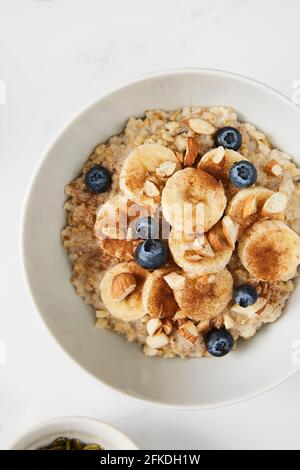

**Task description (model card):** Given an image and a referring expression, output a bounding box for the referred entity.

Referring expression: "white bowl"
[10,416,138,450]
[22,68,300,409]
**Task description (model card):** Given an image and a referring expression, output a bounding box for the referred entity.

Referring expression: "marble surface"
[1,0,300,450]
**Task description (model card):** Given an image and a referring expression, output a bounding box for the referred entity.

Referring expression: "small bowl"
[10,416,138,450]
[22,68,300,408]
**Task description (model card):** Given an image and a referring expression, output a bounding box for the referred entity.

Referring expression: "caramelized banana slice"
[162,168,226,233]
[198,147,249,185]
[226,187,286,238]
[100,262,148,321]
[174,269,233,322]
[119,144,181,209]
[238,220,300,281]
[168,220,235,277]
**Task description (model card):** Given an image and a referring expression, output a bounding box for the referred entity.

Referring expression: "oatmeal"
[61,106,300,359]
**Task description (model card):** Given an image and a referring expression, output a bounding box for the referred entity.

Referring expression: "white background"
[1,0,300,450]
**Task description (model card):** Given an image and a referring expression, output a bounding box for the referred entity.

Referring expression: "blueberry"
[215,126,242,151]
[205,329,234,358]
[229,161,257,188]
[85,165,111,193]
[135,239,168,270]
[135,217,159,240]
[233,284,258,308]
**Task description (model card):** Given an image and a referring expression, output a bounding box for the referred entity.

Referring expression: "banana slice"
[174,268,233,322]
[168,220,234,276]
[119,144,181,209]
[226,187,286,237]
[100,262,148,321]
[94,195,143,261]
[142,267,180,318]
[198,147,249,185]
[161,168,226,233]
[238,219,300,281]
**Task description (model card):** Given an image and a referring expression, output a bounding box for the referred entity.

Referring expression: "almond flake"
[242,195,257,218]
[195,274,216,291]
[212,146,225,164]
[231,297,267,316]
[208,231,226,251]
[95,318,108,329]
[178,320,199,344]
[146,333,169,349]
[156,161,177,178]
[184,252,202,262]
[163,272,186,290]
[194,237,215,258]
[143,345,158,357]
[184,137,200,167]
[222,216,239,248]
[224,315,235,329]
[187,118,216,135]
[261,192,288,216]
[196,320,210,333]
[264,159,283,177]
[96,310,109,319]
[162,319,173,336]
[174,311,186,321]
[146,318,163,336]
[143,180,160,198]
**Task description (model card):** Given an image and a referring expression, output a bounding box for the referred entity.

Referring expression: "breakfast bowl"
[10,416,138,450]
[22,68,300,408]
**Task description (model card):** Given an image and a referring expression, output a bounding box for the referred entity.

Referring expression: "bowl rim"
[20,67,300,410]
[9,416,139,450]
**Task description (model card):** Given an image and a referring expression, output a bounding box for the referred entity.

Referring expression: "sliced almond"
[222,216,239,248]
[156,161,177,178]
[264,160,283,177]
[175,150,184,164]
[178,320,199,344]
[196,319,210,333]
[143,345,158,357]
[193,237,215,258]
[186,118,216,135]
[163,272,186,290]
[208,231,226,251]
[111,272,137,302]
[212,146,225,164]
[261,192,288,216]
[224,315,235,329]
[96,309,109,319]
[211,314,224,329]
[146,318,163,336]
[146,332,169,349]
[162,319,173,336]
[95,318,108,329]
[231,297,267,316]
[184,252,203,262]
[174,310,186,321]
[184,137,200,167]
[195,274,215,291]
[242,195,257,218]
[143,180,160,198]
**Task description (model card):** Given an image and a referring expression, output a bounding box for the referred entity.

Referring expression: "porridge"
[61,106,300,358]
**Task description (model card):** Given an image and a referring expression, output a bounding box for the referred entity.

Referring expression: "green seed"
[71,439,83,450]
[82,444,102,450]
[51,437,67,447]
